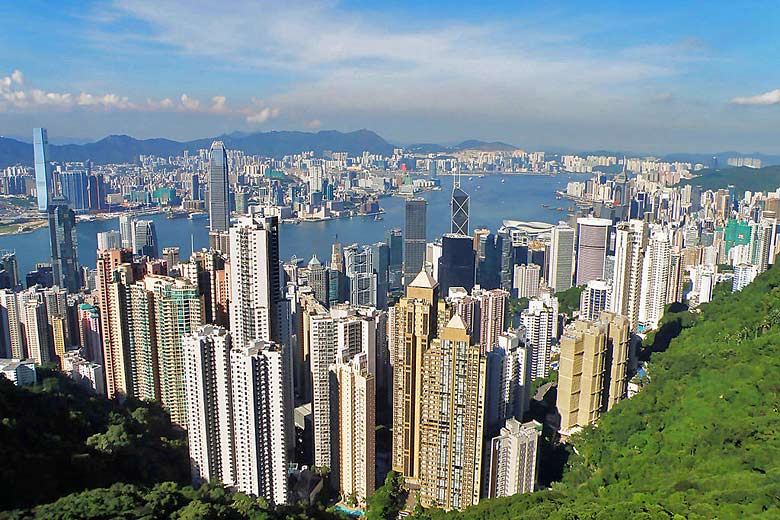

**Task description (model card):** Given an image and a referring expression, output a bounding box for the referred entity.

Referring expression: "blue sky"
[1,0,779,153]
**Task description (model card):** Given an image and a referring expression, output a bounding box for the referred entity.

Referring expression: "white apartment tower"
[229,214,283,347]
[639,229,672,330]
[230,339,293,505]
[183,326,235,488]
[609,220,647,330]
[486,419,541,498]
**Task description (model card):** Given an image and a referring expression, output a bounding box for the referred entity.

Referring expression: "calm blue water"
[0,174,587,277]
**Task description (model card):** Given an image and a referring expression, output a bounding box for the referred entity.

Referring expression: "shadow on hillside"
[638,303,691,362]
[527,385,571,486]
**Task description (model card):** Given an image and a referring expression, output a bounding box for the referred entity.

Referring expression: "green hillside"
[5,265,780,518]
[679,165,780,196]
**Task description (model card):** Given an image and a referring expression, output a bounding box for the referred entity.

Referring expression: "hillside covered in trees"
[679,165,780,196]
[0,368,188,510]
[5,265,780,518]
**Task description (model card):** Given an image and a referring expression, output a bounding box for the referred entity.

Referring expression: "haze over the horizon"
[1,0,779,153]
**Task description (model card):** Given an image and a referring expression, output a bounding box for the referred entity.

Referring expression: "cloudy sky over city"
[1,0,779,152]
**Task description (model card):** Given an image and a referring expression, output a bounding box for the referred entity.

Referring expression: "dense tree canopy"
[0,369,188,510]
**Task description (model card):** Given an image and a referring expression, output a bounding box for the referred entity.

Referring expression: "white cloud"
[210,95,227,112]
[730,89,780,106]
[246,106,280,124]
[101,0,695,127]
[179,94,200,111]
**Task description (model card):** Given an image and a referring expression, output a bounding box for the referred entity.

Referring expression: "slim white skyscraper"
[208,141,230,233]
[521,297,558,379]
[229,214,283,348]
[183,326,235,488]
[33,128,52,212]
[609,220,646,330]
[579,279,611,322]
[639,229,672,330]
[548,223,575,292]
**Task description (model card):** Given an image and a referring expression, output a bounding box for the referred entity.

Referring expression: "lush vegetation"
[6,265,780,518]
[366,471,406,520]
[679,165,780,196]
[0,368,188,510]
[555,285,584,319]
[0,482,346,520]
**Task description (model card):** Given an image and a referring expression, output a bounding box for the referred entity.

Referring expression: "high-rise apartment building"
[230,339,293,505]
[184,327,293,505]
[486,419,541,499]
[183,326,235,488]
[579,279,611,322]
[639,230,671,330]
[229,214,283,348]
[96,249,135,398]
[33,128,52,212]
[208,141,230,234]
[548,223,575,292]
[513,263,541,299]
[403,198,427,287]
[521,296,558,379]
[575,217,611,285]
[609,220,646,330]
[418,315,486,510]
[557,312,629,436]
[330,353,376,507]
[391,270,438,485]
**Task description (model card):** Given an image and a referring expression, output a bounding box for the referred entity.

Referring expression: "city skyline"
[1,1,780,153]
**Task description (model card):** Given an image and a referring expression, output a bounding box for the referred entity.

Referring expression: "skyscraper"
[391,269,438,485]
[418,315,486,510]
[119,215,134,249]
[575,217,611,286]
[639,229,671,330]
[33,128,52,212]
[183,325,235,488]
[547,223,575,292]
[96,249,134,399]
[403,198,427,287]
[386,228,403,292]
[208,141,230,234]
[438,233,476,296]
[230,340,293,505]
[96,231,122,251]
[133,219,159,258]
[451,173,470,236]
[521,296,558,379]
[609,220,646,330]
[229,214,283,348]
[330,353,376,507]
[47,200,80,292]
[60,171,89,211]
[184,326,293,504]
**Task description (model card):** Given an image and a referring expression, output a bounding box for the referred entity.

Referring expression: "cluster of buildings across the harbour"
[2,129,780,513]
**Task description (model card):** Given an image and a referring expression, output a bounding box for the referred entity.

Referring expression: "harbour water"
[0,174,587,277]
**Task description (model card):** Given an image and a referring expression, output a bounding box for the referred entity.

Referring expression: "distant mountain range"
[2,129,778,167]
[0,129,397,166]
